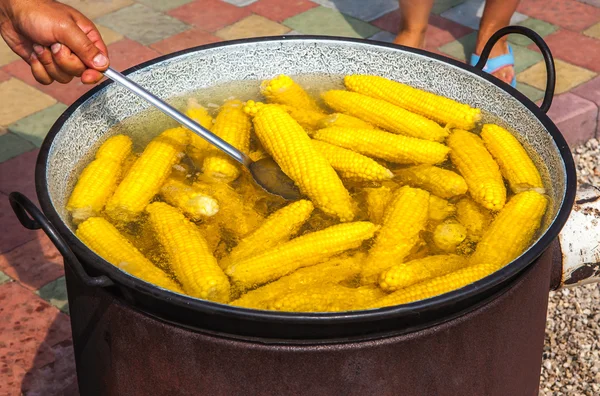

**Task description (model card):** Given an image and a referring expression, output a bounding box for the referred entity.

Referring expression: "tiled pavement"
[0,0,598,394]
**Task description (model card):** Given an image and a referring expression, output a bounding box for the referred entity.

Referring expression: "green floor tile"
[37,276,69,314]
[8,103,68,147]
[0,133,36,162]
[517,83,545,102]
[509,18,558,46]
[512,44,543,74]
[432,0,467,15]
[136,0,194,11]
[96,4,190,46]
[439,31,477,61]
[284,6,380,38]
[0,270,12,285]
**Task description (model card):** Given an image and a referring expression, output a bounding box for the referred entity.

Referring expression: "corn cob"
[260,74,323,113]
[185,99,214,168]
[428,195,456,222]
[317,113,375,130]
[455,197,492,242]
[361,186,430,284]
[363,186,393,224]
[224,200,314,265]
[447,129,506,211]
[202,100,251,182]
[67,135,132,223]
[480,124,544,193]
[160,178,219,220]
[311,139,394,181]
[231,255,363,309]
[313,127,450,165]
[379,254,468,292]
[106,127,189,222]
[322,90,448,142]
[394,165,468,199]
[355,285,387,302]
[76,217,182,293]
[146,202,230,302]
[369,263,499,308]
[226,222,377,290]
[470,191,548,267]
[250,105,356,221]
[432,220,467,252]
[264,283,377,312]
[194,179,263,238]
[344,75,481,130]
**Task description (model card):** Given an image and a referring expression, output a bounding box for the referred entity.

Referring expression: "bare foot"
[393,29,426,48]
[474,36,515,85]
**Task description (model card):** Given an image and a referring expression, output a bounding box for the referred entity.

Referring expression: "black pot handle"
[473,26,555,113]
[8,192,114,288]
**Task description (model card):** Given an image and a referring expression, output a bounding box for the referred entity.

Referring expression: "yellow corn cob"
[250,105,356,221]
[432,220,467,252]
[428,195,456,222]
[370,263,499,308]
[344,75,481,130]
[231,255,363,309]
[146,202,230,303]
[447,129,506,211]
[379,254,468,292]
[470,190,548,267]
[394,165,468,199]
[264,284,377,312]
[244,100,325,132]
[363,186,393,224]
[455,197,492,242]
[317,113,375,130]
[185,99,214,168]
[67,135,132,223]
[361,186,430,284]
[160,178,219,220]
[76,217,182,294]
[313,127,450,165]
[224,200,314,265]
[322,90,448,142]
[106,127,189,222]
[194,179,263,238]
[260,74,323,113]
[311,139,394,181]
[202,100,251,182]
[480,124,544,193]
[226,222,377,290]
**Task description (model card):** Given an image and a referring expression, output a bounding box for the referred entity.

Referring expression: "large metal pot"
[9,27,600,395]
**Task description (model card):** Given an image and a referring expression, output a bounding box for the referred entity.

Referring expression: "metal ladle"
[103,67,302,200]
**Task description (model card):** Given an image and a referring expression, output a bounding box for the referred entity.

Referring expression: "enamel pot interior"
[37,36,576,341]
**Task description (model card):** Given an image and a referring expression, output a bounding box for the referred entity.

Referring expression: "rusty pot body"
[66,248,554,396]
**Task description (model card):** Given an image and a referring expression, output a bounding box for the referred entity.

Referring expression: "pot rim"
[36,35,577,329]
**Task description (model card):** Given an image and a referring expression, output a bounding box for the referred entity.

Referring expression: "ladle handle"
[474,26,555,113]
[8,192,114,288]
[103,67,250,167]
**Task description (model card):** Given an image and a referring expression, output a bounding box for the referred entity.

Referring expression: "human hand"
[0,0,109,85]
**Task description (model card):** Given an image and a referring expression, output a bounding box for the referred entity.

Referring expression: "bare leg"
[393,0,435,48]
[476,0,521,84]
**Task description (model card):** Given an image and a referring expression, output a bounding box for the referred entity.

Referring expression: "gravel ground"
[540,138,600,395]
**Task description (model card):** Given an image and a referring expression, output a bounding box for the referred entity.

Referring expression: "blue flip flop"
[470,44,517,88]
